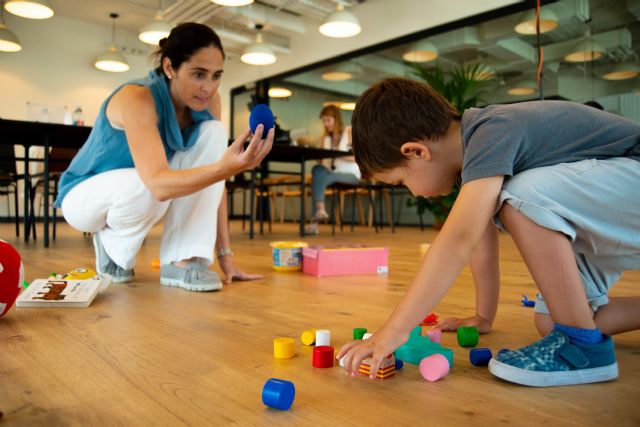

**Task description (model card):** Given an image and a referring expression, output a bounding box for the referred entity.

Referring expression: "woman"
[55,23,273,291]
[306,105,361,235]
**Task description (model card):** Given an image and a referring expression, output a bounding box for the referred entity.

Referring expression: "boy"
[336,77,640,387]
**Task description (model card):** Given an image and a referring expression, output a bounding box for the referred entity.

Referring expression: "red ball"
[0,239,24,317]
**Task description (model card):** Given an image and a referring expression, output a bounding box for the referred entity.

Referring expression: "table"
[0,119,91,247]
[248,144,351,239]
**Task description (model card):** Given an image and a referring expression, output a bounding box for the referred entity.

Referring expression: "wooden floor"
[0,221,639,427]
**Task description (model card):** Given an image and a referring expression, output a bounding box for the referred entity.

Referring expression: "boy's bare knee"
[534,312,554,336]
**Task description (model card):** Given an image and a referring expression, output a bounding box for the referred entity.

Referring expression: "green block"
[353,327,368,340]
[457,326,479,347]
[394,326,454,368]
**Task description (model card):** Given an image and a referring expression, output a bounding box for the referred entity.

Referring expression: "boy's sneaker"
[488,329,618,387]
[160,262,222,292]
[93,233,134,283]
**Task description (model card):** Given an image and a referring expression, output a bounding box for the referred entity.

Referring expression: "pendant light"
[319,3,361,38]
[268,87,292,98]
[212,0,253,5]
[602,63,639,81]
[402,40,439,63]
[565,28,605,63]
[4,0,53,19]
[0,3,21,52]
[95,13,130,73]
[507,79,538,96]
[241,24,276,65]
[139,1,171,45]
[514,7,558,35]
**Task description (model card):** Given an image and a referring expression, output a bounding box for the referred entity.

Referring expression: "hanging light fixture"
[322,71,353,81]
[241,24,276,65]
[211,0,253,5]
[269,87,293,98]
[402,40,438,63]
[602,63,639,81]
[565,29,605,62]
[319,3,361,38]
[514,7,558,35]
[4,0,53,19]
[507,79,538,96]
[0,4,21,52]
[95,13,130,73]
[139,1,171,45]
[339,102,356,111]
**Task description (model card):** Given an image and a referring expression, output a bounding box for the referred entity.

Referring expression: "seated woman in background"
[306,105,361,235]
[55,23,273,292]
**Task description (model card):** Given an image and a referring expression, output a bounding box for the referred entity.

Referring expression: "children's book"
[16,272,111,308]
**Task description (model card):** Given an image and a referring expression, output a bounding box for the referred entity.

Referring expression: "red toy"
[0,239,24,317]
[312,346,334,368]
[420,313,439,326]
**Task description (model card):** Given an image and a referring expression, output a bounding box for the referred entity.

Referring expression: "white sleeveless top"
[321,127,361,179]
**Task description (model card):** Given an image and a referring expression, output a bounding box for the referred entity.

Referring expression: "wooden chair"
[0,144,26,237]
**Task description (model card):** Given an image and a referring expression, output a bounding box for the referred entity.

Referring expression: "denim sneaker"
[488,329,618,387]
[160,262,222,292]
[93,233,134,283]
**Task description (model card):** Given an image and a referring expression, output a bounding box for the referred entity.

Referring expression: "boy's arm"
[437,221,500,333]
[337,176,504,378]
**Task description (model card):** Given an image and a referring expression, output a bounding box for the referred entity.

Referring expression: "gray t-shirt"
[460,100,640,185]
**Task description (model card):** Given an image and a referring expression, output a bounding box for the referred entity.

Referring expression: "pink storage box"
[302,245,389,277]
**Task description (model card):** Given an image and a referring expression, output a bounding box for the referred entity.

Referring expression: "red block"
[312,346,334,368]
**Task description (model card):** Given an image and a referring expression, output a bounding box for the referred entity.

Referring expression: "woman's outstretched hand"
[222,125,274,176]
[218,255,263,284]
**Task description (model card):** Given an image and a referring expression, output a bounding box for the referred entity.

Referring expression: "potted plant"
[405,62,489,228]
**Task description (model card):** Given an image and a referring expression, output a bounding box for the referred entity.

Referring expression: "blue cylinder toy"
[262,378,295,410]
[469,348,492,366]
[249,104,275,135]
[395,358,404,370]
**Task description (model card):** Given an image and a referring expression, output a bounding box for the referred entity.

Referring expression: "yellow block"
[300,329,317,346]
[273,337,296,359]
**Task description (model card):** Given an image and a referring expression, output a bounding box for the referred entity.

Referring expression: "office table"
[249,144,350,239]
[0,119,91,247]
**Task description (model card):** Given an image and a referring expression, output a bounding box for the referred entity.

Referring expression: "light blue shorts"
[493,157,640,314]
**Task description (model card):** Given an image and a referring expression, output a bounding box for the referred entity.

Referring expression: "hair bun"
[158,37,168,48]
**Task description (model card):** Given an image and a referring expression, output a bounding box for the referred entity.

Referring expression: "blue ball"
[262,378,295,411]
[395,359,404,370]
[249,104,275,135]
[469,348,492,366]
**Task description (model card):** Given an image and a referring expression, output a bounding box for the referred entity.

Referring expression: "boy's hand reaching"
[336,329,408,379]
[436,314,492,334]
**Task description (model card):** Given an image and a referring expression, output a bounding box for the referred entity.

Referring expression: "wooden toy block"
[300,329,316,346]
[359,354,396,379]
[419,354,450,382]
[457,326,479,347]
[394,326,454,368]
[353,327,367,340]
[312,346,334,368]
[315,329,330,346]
[426,329,441,343]
[262,378,295,410]
[470,348,493,366]
[273,337,295,359]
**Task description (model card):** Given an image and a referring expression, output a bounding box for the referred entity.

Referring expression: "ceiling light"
[241,30,276,65]
[269,87,292,98]
[211,0,253,5]
[139,10,171,45]
[95,13,129,73]
[4,0,53,19]
[514,7,558,35]
[0,15,20,52]
[507,80,537,96]
[339,102,356,111]
[602,63,639,81]
[564,32,605,62]
[402,40,438,63]
[319,4,361,38]
[322,71,353,81]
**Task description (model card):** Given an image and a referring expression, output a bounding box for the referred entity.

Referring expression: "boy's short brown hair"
[351,77,461,177]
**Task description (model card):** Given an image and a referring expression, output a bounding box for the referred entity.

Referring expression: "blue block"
[521,295,536,307]
[249,104,275,135]
[394,326,454,368]
[395,359,404,370]
[469,348,492,366]
[262,378,295,410]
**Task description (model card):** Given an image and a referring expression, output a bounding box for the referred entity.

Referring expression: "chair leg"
[350,190,356,232]
[13,186,20,237]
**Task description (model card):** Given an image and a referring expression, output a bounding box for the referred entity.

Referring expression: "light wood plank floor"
[1,221,639,426]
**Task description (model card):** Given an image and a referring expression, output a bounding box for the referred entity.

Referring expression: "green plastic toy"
[457,326,479,347]
[353,327,368,340]
[394,326,454,368]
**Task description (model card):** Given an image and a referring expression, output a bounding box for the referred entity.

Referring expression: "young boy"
[336,77,640,387]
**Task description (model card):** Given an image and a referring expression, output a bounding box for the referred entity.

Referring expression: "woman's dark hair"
[152,23,225,76]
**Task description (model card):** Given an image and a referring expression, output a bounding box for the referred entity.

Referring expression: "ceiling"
[45,0,367,57]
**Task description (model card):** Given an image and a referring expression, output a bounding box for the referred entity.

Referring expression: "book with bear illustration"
[16,268,111,308]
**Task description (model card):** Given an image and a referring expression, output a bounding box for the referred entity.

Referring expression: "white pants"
[61,121,227,270]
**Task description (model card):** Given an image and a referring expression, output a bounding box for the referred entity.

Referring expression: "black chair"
[0,144,25,237]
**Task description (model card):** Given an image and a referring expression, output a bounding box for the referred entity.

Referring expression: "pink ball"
[0,239,24,317]
[419,354,450,382]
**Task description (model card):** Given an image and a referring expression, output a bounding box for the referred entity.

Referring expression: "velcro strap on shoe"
[558,344,590,369]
